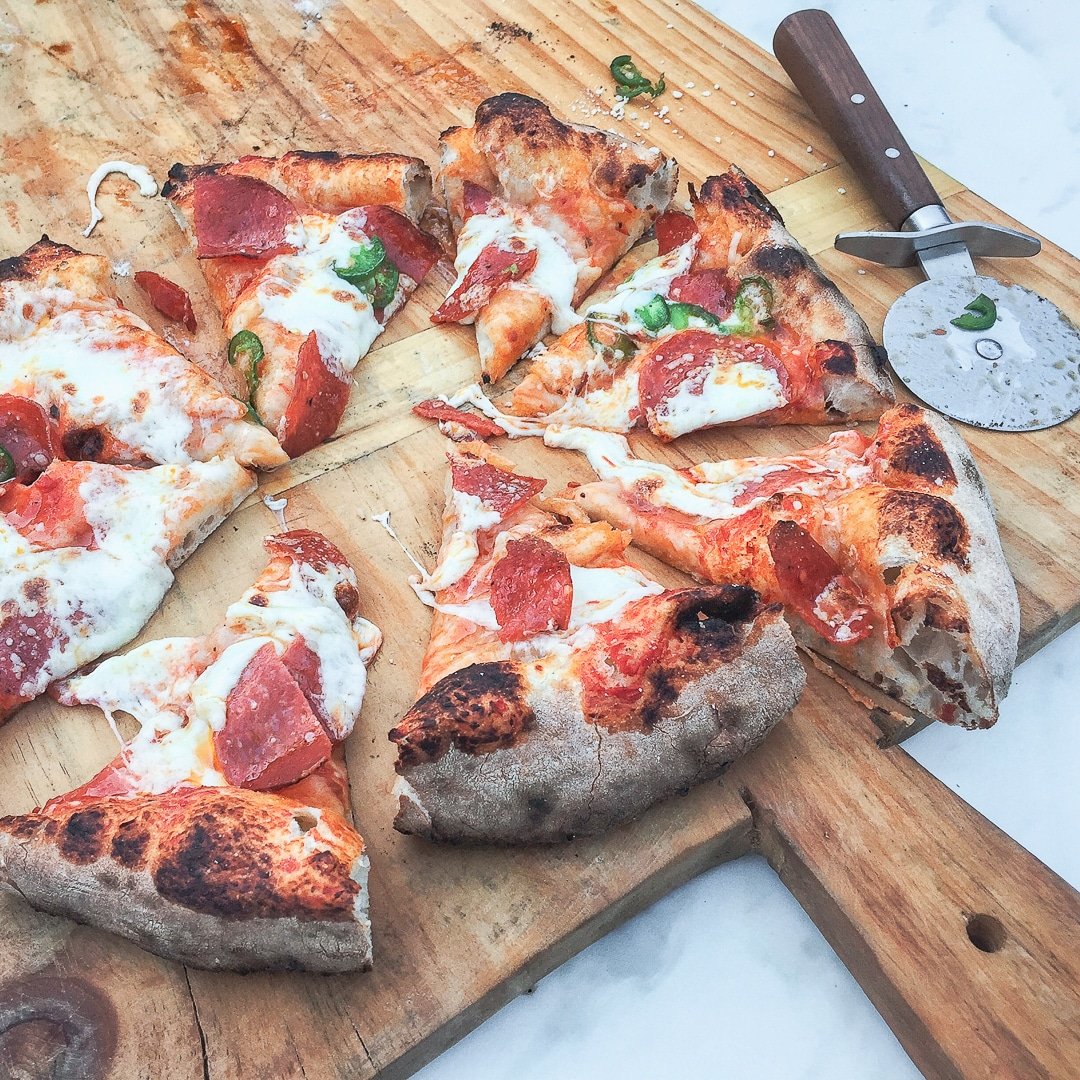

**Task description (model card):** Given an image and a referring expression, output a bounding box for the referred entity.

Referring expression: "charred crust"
[154,809,357,921]
[674,584,759,631]
[390,661,535,768]
[817,340,858,376]
[584,586,765,733]
[59,807,108,864]
[877,414,957,488]
[880,490,968,566]
[747,241,806,279]
[697,168,784,227]
[110,818,151,869]
[0,236,83,283]
[870,343,890,374]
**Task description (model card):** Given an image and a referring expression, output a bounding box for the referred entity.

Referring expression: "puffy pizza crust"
[696,170,893,421]
[0,786,371,972]
[392,592,803,843]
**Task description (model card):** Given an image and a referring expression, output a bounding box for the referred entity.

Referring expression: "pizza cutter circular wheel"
[883,275,1080,432]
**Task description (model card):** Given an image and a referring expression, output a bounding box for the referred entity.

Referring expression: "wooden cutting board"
[2,2,1079,1078]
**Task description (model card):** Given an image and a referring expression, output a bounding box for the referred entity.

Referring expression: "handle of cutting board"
[741,676,1080,1077]
[773,9,943,228]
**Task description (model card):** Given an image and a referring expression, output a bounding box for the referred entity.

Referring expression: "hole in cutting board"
[966,913,1007,953]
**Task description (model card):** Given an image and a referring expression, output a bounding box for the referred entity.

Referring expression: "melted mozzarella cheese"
[229,213,400,381]
[0,311,200,463]
[583,239,696,334]
[546,427,754,520]
[650,360,787,439]
[222,559,381,740]
[411,490,501,602]
[0,458,250,698]
[64,637,225,793]
[83,160,158,238]
[451,212,582,333]
[433,562,663,635]
[57,541,382,792]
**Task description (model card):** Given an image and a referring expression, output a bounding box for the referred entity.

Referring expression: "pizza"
[387,441,804,843]
[502,167,894,437]
[163,151,443,457]
[546,403,1018,728]
[0,450,255,722]
[0,530,382,972]
[0,237,286,468]
[431,93,678,383]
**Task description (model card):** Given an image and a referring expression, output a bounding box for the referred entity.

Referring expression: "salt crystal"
[672,90,683,99]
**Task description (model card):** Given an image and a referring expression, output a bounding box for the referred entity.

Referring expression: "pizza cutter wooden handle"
[738,670,1080,1077]
[773,8,943,228]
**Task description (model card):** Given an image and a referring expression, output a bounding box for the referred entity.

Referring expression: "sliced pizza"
[504,167,894,436]
[386,441,803,843]
[163,151,442,457]
[0,530,382,972]
[432,93,678,383]
[0,452,255,722]
[0,237,286,469]
[547,403,1018,728]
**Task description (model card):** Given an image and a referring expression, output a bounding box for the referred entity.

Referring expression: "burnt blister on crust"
[878,411,957,488]
[586,586,766,734]
[110,817,152,869]
[389,661,536,768]
[153,802,358,921]
[747,241,808,280]
[0,235,81,283]
[880,490,969,566]
[59,807,109,864]
[697,169,784,227]
[816,340,858,376]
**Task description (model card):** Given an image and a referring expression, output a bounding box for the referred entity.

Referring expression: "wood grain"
[1,1,1079,1078]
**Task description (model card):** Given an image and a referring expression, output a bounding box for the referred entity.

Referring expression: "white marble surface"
[416,3,1080,1077]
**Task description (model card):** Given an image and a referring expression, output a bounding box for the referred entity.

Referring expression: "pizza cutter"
[773,9,1080,431]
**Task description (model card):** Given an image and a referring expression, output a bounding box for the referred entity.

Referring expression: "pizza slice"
[386,441,803,844]
[547,403,1018,728]
[0,238,286,469]
[0,530,382,972]
[505,167,894,436]
[0,447,255,722]
[431,93,678,383]
[162,151,442,457]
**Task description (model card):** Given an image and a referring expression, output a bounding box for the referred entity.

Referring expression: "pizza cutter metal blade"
[774,9,1080,432]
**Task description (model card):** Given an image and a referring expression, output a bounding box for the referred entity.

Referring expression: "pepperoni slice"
[668,270,735,320]
[655,210,697,255]
[638,331,789,433]
[0,610,63,715]
[431,243,538,323]
[767,519,873,645]
[449,456,545,518]
[279,636,338,739]
[732,468,816,507]
[264,529,352,577]
[133,271,197,332]
[347,205,442,284]
[462,181,495,220]
[217,642,333,790]
[0,468,96,550]
[412,400,506,438]
[280,331,352,458]
[192,173,298,258]
[0,395,61,485]
[490,536,573,642]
